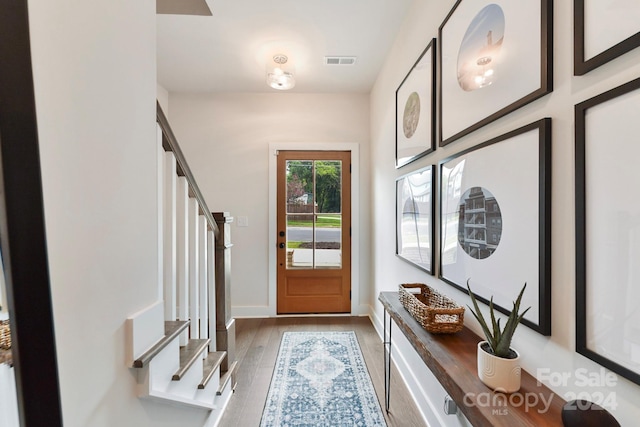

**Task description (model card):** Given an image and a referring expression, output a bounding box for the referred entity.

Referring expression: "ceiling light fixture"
[266,54,295,90]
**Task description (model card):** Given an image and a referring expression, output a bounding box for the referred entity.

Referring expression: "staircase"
[126,103,236,426]
[128,304,236,425]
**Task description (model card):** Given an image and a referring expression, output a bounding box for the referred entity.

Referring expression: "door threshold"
[275,313,353,318]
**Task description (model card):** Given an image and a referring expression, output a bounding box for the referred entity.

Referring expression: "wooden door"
[276,151,351,314]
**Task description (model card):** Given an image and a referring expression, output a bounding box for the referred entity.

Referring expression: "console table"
[379,291,565,427]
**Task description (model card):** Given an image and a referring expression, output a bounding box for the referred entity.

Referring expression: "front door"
[276,150,351,314]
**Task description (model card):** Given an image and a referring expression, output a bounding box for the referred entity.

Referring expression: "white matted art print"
[396,165,434,274]
[575,0,640,75]
[396,39,436,168]
[438,0,552,146]
[440,119,551,335]
[576,77,640,386]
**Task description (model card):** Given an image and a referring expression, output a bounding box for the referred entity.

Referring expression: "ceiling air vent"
[324,56,357,65]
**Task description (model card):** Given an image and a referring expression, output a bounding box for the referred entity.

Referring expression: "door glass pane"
[286,160,313,213]
[314,160,341,214]
[315,214,341,268]
[286,214,313,269]
[285,158,343,270]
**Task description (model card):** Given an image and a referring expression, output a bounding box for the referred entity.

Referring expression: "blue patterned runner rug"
[260,331,387,427]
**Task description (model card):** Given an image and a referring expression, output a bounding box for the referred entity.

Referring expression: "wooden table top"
[379,291,565,427]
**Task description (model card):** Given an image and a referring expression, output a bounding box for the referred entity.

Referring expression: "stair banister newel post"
[213,212,237,388]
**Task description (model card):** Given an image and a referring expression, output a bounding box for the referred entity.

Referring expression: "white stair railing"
[198,215,210,352]
[157,100,232,354]
[176,176,190,346]
[164,149,219,347]
[188,197,200,339]
[163,151,177,321]
[207,229,217,352]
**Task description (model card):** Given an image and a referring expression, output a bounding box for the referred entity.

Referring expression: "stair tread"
[217,360,238,395]
[133,320,189,368]
[172,338,211,380]
[198,351,227,389]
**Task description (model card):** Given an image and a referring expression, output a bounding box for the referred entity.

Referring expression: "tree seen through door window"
[286,160,341,213]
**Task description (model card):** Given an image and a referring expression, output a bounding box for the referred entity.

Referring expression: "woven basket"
[0,320,10,350]
[398,283,464,334]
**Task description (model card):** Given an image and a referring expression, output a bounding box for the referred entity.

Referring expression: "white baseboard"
[232,304,371,318]
[355,303,370,316]
[232,306,271,318]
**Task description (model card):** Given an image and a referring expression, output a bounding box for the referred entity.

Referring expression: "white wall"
[0,364,18,427]
[27,1,208,426]
[157,84,170,116]
[167,93,371,317]
[370,0,640,426]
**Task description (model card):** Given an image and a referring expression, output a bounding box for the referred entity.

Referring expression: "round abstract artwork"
[457,186,502,259]
[402,92,420,138]
[456,4,505,91]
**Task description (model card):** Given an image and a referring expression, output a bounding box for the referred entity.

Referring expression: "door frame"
[267,142,361,317]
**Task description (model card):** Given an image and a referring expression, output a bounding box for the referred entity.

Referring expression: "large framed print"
[576,77,640,386]
[396,165,435,274]
[574,0,640,75]
[438,0,553,146]
[396,39,436,168]
[440,118,551,335]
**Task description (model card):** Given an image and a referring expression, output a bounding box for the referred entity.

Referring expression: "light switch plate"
[237,216,248,227]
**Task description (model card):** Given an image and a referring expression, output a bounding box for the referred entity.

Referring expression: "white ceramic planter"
[477,341,521,393]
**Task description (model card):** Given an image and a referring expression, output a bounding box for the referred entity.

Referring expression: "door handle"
[279,242,285,249]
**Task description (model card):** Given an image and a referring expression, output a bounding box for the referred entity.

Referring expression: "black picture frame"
[438,0,553,146]
[439,118,552,335]
[396,39,436,168]
[396,165,435,274]
[0,0,63,424]
[575,77,640,386]
[574,0,640,76]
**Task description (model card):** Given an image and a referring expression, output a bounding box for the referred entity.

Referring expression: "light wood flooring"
[218,316,426,426]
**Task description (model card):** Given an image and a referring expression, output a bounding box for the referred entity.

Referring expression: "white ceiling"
[156,0,413,93]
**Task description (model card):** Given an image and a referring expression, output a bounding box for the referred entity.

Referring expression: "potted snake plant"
[466,280,530,393]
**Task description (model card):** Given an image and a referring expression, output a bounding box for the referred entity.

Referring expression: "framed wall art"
[396,38,436,168]
[396,165,435,274]
[438,0,553,146]
[439,118,551,335]
[574,0,640,75]
[576,77,640,386]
